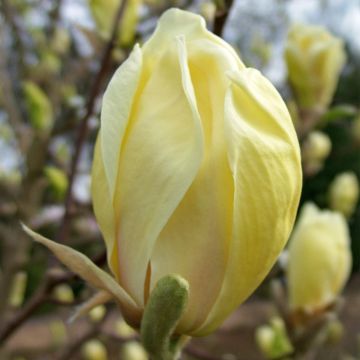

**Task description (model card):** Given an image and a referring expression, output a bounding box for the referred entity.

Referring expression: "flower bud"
[91,8,301,335]
[199,2,216,23]
[325,319,344,344]
[121,341,148,360]
[115,318,137,337]
[255,318,293,359]
[287,203,351,313]
[44,166,69,200]
[51,27,71,55]
[285,24,346,111]
[89,305,107,322]
[8,271,27,308]
[89,0,141,46]
[302,131,331,174]
[50,320,67,347]
[82,339,108,360]
[53,284,74,303]
[329,172,359,218]
[255,326,274,356]
[23,81,53,132]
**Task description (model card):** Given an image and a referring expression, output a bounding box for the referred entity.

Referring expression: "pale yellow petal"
[143,8,244,71]
[22,225,141,323]
[150,36,240,334]
[100,44,142,200]
[194,68,301,335]
[91,136,119,278]
[113,37,203,306]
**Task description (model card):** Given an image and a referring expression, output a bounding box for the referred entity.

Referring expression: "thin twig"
[56,0,128,243]
[48,0,63,38]
[0,252,106,344]
[213,0,234,37]
[0,0,26,62]
[54,316,108,360]
[0,270,73,343]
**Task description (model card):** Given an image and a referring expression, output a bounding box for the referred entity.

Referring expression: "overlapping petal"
[150,37,239,334]
[111,35,204,307]
[91,137,119,276]
[194,68,301,335]
[142,9,244,71]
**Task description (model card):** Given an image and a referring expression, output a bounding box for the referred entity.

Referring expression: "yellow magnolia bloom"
[93,8,301,335]
[287,203,351,312]
[25,9,301,337]
[329,172,359,218]
[285,24,346,111]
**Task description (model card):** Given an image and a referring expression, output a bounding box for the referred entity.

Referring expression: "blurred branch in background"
[213,0,233,36]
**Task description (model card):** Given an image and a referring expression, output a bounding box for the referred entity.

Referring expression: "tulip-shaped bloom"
[329,172,359,218]
[285,24,346,111]
[26,9,301,337]
[287,203,351,313]
[92,8,301,334]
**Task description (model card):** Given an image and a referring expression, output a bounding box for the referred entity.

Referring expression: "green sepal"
[140,274,189,360]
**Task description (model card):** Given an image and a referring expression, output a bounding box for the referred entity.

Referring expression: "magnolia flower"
[287,203,351,312]
[285,24,346,111]
[329,172,359,218]
[25,9,301,336]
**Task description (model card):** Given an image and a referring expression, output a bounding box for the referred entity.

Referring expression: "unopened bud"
[325,319,344,344]
[200,2,216,23]
[255,325,274,355]
[89,305,106,323]
[53,284,74,303]
[50,320,67,347]
[121,341,148,360]
[8,271,27,308]
[44,166,68,200]
[23,81,53,132]
[270,316,286,333]
[115,318,136,338]
[329,172,359,218]
[302,131,332,174]
[82,339,107,360]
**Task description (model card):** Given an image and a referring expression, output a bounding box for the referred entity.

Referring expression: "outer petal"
[93,45,142,278]
[287,203,351,311]
[91,136,119,277]
[100,44,142,200]
[150,36,235,334]
[142,8,244,71]
[113,36,203,307]
[194,68,302,335]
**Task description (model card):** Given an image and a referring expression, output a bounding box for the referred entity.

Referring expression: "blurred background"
[1,0,360,359]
